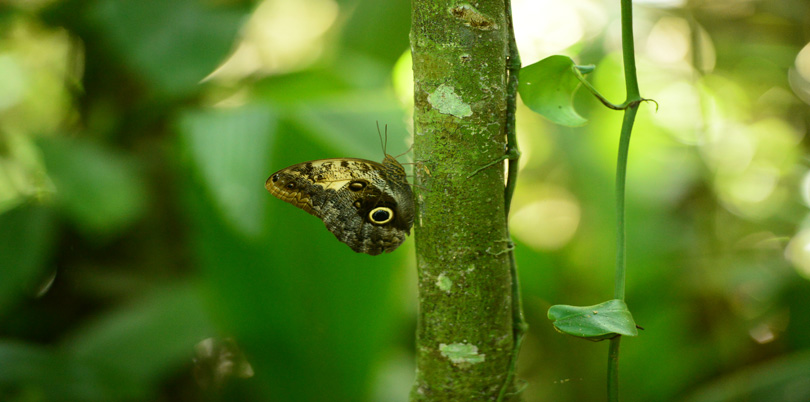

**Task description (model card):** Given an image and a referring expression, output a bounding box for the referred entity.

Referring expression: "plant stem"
[613,105,637,301]
[607,336,622,402]
[608,0,642,401]
[620,0,641,102]
[503,2,521,218]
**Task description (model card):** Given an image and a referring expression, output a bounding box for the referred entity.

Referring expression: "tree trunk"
[410,0,518,400]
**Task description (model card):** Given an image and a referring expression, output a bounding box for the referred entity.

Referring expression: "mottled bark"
[410,0,518,400]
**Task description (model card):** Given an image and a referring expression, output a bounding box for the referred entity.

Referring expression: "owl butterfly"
[265,129,414,255]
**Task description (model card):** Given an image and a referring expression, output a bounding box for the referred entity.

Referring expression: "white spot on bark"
[428,84,472,118]
[437,273,453,292]
[439,342,485,368]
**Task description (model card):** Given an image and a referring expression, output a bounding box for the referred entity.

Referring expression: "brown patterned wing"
[265,157,414,255]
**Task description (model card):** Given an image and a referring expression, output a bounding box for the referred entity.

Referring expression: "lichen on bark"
[410,0,519,400]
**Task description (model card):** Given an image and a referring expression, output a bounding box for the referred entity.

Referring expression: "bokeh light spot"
[512,0,590,64]
[208,0,339,79]
[786,229,810,281]
[511,189,580,251]
[646,17,690,65]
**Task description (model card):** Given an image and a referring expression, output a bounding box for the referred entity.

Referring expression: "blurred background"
[1,0,809,400]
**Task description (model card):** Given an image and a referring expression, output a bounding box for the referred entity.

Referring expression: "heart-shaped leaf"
[518,55,591,127]
[548,299,638,341]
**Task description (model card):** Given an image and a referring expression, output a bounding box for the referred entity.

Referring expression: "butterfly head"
[381,154,408,184]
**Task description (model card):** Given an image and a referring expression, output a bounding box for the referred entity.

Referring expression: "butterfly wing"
[266,158,414,255]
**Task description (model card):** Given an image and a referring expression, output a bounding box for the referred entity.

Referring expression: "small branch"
[503,2,522,217]
[576,74,624,110]
[576,74,657,112]
[498,1,527,401]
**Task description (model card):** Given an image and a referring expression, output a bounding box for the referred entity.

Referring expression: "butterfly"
[265,129,414,255]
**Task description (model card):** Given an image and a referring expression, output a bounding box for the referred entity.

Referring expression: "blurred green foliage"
[1,0,810,401]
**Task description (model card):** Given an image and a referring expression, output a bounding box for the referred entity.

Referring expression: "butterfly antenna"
[394,142,414,160]
[384,124,389,155]
[376,121,387,155]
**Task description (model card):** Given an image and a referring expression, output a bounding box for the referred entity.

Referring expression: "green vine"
[498,1,527,400]
[517,0,648,400]
[607,0,643,400]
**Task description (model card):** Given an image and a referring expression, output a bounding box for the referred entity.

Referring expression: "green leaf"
[286,91,409,159]
[178,104,276,238]
[548,299,638,341]
[0,285,212,401]
[339,0,410,63]
[90,0,247,97]
[39,137,147,238]
[252,56,410,160]
[518,55,589,127]
[0,204,54,317]
[0,340,129,402]
[63,284,213,398]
